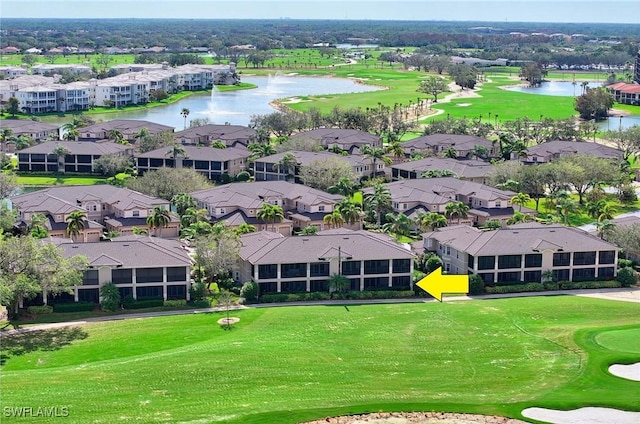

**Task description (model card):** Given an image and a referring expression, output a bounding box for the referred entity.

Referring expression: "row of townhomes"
[0,63,238,113]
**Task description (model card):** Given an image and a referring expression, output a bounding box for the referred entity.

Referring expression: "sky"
[2,0,639,23]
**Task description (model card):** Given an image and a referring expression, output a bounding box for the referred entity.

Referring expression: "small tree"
[239,281,259,303]
[328,273,349,298]
[100,282,121,311]
[468,274,485,295]
[217,290,235,329]
[616,267,637,287]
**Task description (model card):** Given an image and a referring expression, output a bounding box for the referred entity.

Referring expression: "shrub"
[122,295,135,308]
[543,281,559,290]
[558,280,622,290]
[260,293,289,303]
[189,280,207,301]
[239,281,259,303]
[27,305,53,315]
[468,274,485,295]
[618,259,633,269]
[235,171,251,182]
[220,173,232,183]
[123,298,164,309]
[616,267,637,287]
[163,299,187,307]
[52,302,96,313]
[190,299,211,308]
[426,256,443,273]
[485,283,546,294]
[100,282,121,312]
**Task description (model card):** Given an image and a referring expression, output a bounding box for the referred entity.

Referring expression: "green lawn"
[1,297,638,423]
[15,174,108,186]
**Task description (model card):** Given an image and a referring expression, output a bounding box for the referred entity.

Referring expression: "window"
[599,251,616,265]
[132,210,140,217]
[82,270,99,286]
[118,287,133,299]
[167,284,187,300]
[524,254,542,268]
[497,271,520,283]
[112,268,132,284]
[310,280,328,292]
[136,268,163,283]
[195,160,209,170]
[467,255,475,269]
[495,201,501,207]
[319,205,325,212]
[349,278,361,291]
[573,251,596,266]
[479,273,494,284]
[364,276,389,290]
[477,256,495,270]
[78,288,99,303]
[310,262,329,277]
[342,260,361,276]
[498,255,521,269]
[258,264,277,280]
[572,268,595,282]
[392,259,411,273]
[364,260,389,275]
[553,252,571,267]
[281,281,307,293]
[392,275,411,289]
[136,286,163,299]
[523,270,542,283]
[598,267,615,279]
[281,263,307,278]
[166,267,187,282]
[259,282,277,294]
[553,269,570,282]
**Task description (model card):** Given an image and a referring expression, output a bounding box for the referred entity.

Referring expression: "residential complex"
[288,128,382,153]
[237,229,414,293]
[391,157,495,184]
[17,141,134,173]
[422,223,619,284]
[174,124,256,147]
[400,134,497,159]
[514,140,624,164]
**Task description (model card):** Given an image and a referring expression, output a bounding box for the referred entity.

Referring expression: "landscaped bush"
[616,267,637,287]
[27,305,53,315]
[260,293,289,303]
[52,302,96,313]
[239,281,259,303]
[190,299,211,308]
[235,171,251,182]
[123,298,164,309]
[468,274,485,295]
[543,281,559,290]
[100,282,121,312]
[163,299,187,307]
[558,280,622,290]
[485,283,546,294]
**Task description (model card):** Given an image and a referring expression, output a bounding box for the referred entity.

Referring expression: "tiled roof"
[174,124,256,144]
[525,140,623,159]
[78,120,174,134]
[0,119,59,133]
[392,157,494,179]
[255,150,371,167]
[402,134,492,150]
[17,141,132,155]
[240,229,413,264]
[136,145,250,161]
[290,128,381,146]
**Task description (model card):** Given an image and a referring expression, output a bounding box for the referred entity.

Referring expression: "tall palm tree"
[382,212,412,237]
[511,192,531,212]
[146,206,171,237]
[247,143,276,161]
[275,152,298,181]
[419,212,448,231]
[108,129,127,144]
[51,144,70,173]
[65,210,87,242]
[595,219,615,240]
[586,199,607,219]
[363,184,391,228]
[166,143,188,164]
[328,177,358,198]
[445,201,469,224]
[556,197,577,226]
[386,141,405,162]
[597,204,616,222]
[336,198,362,227]
[362,144,393,179]
[180,108,190,130]
[323,209,345,229]
[62,128,79,141]
[132,127,150,142]
[171,193,197,216]
[256,203,284,232]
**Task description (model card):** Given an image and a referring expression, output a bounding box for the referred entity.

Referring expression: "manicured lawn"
[15,174,108,186]
[595,327,640,354]
[1,297,638,423]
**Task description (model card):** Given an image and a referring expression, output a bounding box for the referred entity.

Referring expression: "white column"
[276,265,282,293]
[306,263,311,292]
[359,261,365,291]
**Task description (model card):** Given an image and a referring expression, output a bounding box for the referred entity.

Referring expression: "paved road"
[2,287,638,335]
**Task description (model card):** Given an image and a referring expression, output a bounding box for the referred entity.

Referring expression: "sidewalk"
[2,287,638,335]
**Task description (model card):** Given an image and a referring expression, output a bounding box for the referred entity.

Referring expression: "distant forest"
[1,19,638,67]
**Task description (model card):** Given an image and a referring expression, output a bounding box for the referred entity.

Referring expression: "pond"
[505,80,604,97]
[42,75,382,129]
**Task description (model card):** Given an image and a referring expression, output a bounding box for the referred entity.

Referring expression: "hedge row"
[259,290,415,303]
[123,298,165,309]
[163,299,187,307]
[52,302,96,313]
[27,305,53,315]
[485,280,622,294]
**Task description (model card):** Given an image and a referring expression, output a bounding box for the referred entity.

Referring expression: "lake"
[505,80,604,97]
[42,75,382,129]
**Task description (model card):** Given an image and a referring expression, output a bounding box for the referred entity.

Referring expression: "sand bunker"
[609,363,640,381]
[303,412,527,424]
[456,103,472,107]
[522,407,640,424]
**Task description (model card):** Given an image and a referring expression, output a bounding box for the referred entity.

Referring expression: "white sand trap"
[456,103,471,107]
[522,407,640,424]
[609,362,640,381]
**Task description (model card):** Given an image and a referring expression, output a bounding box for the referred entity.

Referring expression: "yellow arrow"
[416,267,469,302]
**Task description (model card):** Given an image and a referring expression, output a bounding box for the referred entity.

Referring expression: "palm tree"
[382,212,412,237]
[597,204,616,222]
[506,210,533,225]
[511,192,531,212]
[445,201,469,224]
[419,212,448,231]
[235,223,257,236]
[62,128,79,141]
[336,198,362,227]
[132,226,149,236]
[108,129,127,144]
[28,212,48,238]
[171,193,197,216]
[166,143,188,164]
[256,203,284,232]
[247,143,276,161]
[62,117,84,133]
[275,152,298,181]
[180,207,209,227]
[297,226,319,236]
[442,146,457,159]
[51,144,70,173]
[586,199,607,219]
[132,127,150,142]
[65,210,87,242]
[180,108,190,130]
[386,141,405,162]
[328,273,349,297]
[556,197,577,226]
[363,184,391,228]
[211,141,227,149]
[595,219,615,240]
[362,144,393,179]
[323,209,345,229]
[146,206,171,237]
[328,177,358,198]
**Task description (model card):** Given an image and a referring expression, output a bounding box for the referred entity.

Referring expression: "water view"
[505,80,604,97]
[43,75,382,129]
